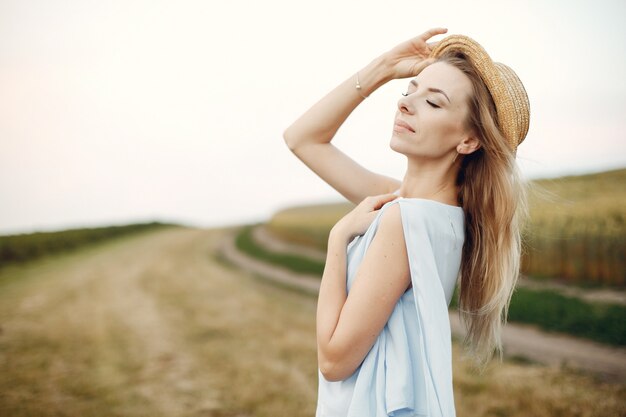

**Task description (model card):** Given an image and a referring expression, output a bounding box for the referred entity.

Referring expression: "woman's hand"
[383,27,448,80]
[331,193,400,243]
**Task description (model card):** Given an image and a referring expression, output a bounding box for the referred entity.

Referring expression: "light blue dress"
[315,194,465,417]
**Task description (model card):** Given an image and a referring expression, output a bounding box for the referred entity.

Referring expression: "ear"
[458,132,481,155]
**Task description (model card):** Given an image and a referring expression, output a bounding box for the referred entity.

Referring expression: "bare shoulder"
[367,202,409,268]
[359,201,411,290]
[347,201,411,310]
[376,202,406,243]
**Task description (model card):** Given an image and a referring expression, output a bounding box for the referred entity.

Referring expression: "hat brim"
[428,35,530,151]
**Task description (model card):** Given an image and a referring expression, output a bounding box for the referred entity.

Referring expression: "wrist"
[329,224,351,246]
[356,55,395,97]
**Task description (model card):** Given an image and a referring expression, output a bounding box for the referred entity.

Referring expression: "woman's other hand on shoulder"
[330,193,399,244]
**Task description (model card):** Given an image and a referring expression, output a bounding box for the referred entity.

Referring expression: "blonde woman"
[283,28,530,417]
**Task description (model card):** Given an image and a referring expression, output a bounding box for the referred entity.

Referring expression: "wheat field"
[268,168,626,287]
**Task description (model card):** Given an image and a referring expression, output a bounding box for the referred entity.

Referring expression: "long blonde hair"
[436,52,530,372]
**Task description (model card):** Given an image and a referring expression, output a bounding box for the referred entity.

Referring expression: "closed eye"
[427,100,440,108]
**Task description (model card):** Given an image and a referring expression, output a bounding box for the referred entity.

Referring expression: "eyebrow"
[410,79,451,103]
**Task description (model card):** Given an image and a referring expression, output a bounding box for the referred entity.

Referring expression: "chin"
[389,135,409,155]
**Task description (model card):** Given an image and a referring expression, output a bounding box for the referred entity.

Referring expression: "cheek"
[432,114,466,139]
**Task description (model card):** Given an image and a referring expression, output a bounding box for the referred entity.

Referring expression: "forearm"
[316,227,351,375]
[283,55,394,150]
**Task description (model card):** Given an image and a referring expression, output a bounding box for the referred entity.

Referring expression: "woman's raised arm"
[283,28,448,205]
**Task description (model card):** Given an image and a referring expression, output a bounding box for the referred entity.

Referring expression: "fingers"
[366,193,399,210]
[420,27,448,40]
[417,57,437,71]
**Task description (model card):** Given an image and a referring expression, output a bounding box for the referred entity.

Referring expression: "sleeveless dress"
[315,192,465,417]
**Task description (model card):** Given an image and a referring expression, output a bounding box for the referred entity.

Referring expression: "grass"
[0,221,181,269]
[235,225,626,347]
[450,285,626,346]
[235,224,325,276]
[0,227,320,416]
[505,287,626,345]
[1,227,624,416]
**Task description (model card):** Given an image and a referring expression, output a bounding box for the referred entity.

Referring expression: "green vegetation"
[235,225,626,347]
[449,285,626,346]
[235,225,325,276]
[268,168,626,287]
[507,287,625,345]
[0,221,180,269]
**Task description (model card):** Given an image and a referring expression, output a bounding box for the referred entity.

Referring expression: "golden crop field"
[268,168,626,287]
[523,168,625,286]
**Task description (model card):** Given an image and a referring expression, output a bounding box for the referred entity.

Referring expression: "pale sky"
[1,0,625,235]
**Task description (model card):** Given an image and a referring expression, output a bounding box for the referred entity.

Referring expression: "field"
[268,168,626,287]
[1,167,624,416]
[0,226,624,416]
[523,168,626,285]
[0,221,174,268]
[235,224,626,346]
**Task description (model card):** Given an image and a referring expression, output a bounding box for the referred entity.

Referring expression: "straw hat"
[428,34,530,152]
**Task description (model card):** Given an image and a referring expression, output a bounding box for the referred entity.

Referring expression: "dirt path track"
[224,226,626,383]
[0,226,319,416]
[253,225,626,306]
[1,226,624,417]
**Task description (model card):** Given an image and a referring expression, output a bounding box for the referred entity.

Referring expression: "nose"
[397,94,414,115]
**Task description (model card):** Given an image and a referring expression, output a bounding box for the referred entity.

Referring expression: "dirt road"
[0,226,318,416]
[227,225,626,382]
[0,226,623,417]
[252,225,626,306]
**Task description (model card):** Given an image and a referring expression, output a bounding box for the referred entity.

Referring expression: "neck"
[396,156,461,206]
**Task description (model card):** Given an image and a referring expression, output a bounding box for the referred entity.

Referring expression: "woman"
[283,28,530,417]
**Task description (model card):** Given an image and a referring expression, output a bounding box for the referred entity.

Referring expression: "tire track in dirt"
[253,224,626,306]
[3,225,624,416]
[221,226,626,383]
[0,226,321,416]
[1,228,226,415]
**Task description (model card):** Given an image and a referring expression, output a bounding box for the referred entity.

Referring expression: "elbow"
[282,127,298,151]
[319,360,343,382]
[318,340,359,381]
[318,357,354,382]
[283,125,309,152]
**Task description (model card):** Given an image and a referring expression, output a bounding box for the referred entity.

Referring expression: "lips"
[394,119,415,133]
